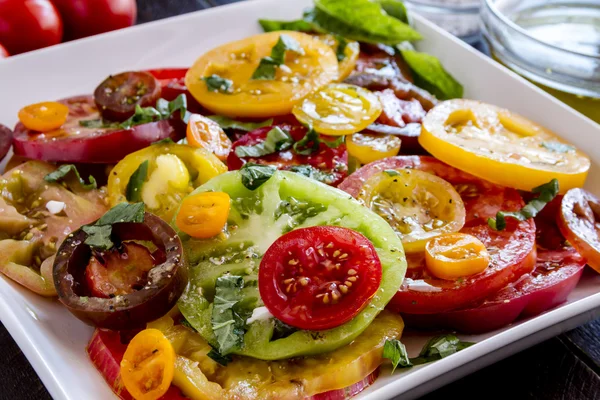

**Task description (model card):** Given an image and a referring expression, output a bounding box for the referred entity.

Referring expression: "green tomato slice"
[176,170,406,360]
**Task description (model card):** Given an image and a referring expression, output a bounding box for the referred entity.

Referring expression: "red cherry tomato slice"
[259,226,382,330]
[340,156,537,314]
[12,95,185,163]
[228,123,348,186]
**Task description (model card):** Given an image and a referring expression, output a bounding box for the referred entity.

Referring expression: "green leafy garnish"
[78,119,113,129]
[155,94,191,124]
[211,275,246,355]
[399,49,463,100]
[44,164,97,190]
[259,19,315,32]
[207,348,232,366]
[376,0,409,23]
[287,165,338,185]
[180,318,197,332]
[125,160,149,202]
[293,127,344,155]
[384,169,401,177]
[152,138,175,145]
[336,36,348,61]
[234,127,294,158]
[240,163,277,191]
[541,141,576,153]
[202,74,233,94]
[488,179,559,231]
[207,116,274,132]
[383,339,412,373]
[251,34,305,80]
[305,0,421,45]
[82,203,145,250]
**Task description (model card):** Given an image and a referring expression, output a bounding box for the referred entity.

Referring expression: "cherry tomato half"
[425,233,490,280]
[175,192,230,239]
[259,226,382,331]
[18,101,69,132]
[186,114,232,161]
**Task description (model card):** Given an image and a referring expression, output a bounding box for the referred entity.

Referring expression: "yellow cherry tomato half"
[314,34,360,81]
[293,83,383,136]
[185,31,338,118]
[120,329,176,400]
[358,169,465,253]
[425,233,491,280]
[186,114,232,162]
[419,99,590,193]
[18,101,69,132]
[176,191,231,239]
[347,133,401,165]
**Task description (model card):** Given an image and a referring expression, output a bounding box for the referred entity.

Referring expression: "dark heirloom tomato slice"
[54,212,187,330]
[228,123,348,186]
[340,156,537,314]
[259,226,382,330]
[146,68,203,113]
[0,123,13,161]
[558,188,600,273]
[13,96,185,163]
[94,71,161,121]
[403,198,586,333]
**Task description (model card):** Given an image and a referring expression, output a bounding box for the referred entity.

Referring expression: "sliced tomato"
[227,123,348,186]
[146,68,203,113]
[340,156,537,314]
[259,226,382,330]
[12,95,185,163]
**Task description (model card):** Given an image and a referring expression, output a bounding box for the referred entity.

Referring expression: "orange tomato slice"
[176,191,231,239]
[18,101,69,132]
[425,233,490,280]
[186,114,232,161]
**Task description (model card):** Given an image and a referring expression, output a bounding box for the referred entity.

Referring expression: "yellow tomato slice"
[292,83,382,136]
[425,233,490,280]
[419,99,590,193]
[314,34,360,81]
[347,133,401,165]
[176,191,231,239]
[120,329,175,400]
[358,169,465,253]
[185,31,338,118]
[18,101,69,132]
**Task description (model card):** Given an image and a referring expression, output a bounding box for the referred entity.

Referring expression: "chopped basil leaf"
[152,138,175,145]
[78,119,117,129]
[252,34,305,80]
[119,104,162,129]
[156,94,191,124]
[259,19,315,32]
[83,202,146,250]
[411,334,475,365]
[119,94,190,129]
[240,163,277,191]
[202,74,233,93]
[293,127,344,155]
[235,127,294,158]
[384,169,401,176]
[207,115,274,132]
[207,348,232,366]
[44,164,97,190]
[383,339,412,373]
[287,165,337,185]
[488,179,559,231]
[82,225,114,250]
[336,36,348,61]
[541,141,575,153]
[180,318,197,332]
[399,49,463,100]
[125,160,149,202]
[211,274,246,355]
[376,0,409,23]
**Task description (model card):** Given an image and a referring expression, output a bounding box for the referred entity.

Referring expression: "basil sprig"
[252,34,305,80]
[211,274,246,355]
[44,164,97,190]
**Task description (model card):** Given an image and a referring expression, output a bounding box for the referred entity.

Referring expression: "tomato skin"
[0,43,9,58]
[228,123,348,186]
[259,226,382,331]
[0,124,13,161]
[51,0,136,40]
[0,0,63,55]
[12,95,185,163]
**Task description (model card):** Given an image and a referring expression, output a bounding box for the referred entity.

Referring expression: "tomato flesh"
[340,156,537,314]
[228,123,348,186]
[259,226,382,330]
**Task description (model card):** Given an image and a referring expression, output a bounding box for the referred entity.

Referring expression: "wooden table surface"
[1,1,599,399]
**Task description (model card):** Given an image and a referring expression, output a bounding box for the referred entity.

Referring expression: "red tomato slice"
[402,198,586,333]
[340,156,537,314]
[228,123,348,186]
[146,68,203,113]
[12,95,185,163]
[259,226,382,330]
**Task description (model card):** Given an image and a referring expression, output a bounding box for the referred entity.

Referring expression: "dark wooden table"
[1,1,599,399]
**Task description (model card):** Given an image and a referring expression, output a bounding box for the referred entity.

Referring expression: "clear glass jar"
[481,0,600,124]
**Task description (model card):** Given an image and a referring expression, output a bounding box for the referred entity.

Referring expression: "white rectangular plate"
[1,1,600,399]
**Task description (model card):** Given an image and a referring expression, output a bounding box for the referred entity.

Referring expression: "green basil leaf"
[293,127,344,155]
[259,19,315,32]
[384,169,401,176]
[541,141,576,153]
[307,0,421,45]
[78,119,118,129]
[336,36,348,61]
[399,49,463,100]
[207,348,232,366]
[383,339,412,373]
[160,94,191,124]
[152,138,175,145]
[488,179,559,231]
[235,127,294,158]
[119,94,190,129]
[82,225,114,250]
[411,334,475,365]
[287,164,338,185]
[376,0,409,23]
[44,164,97,190]
[125,160,149,202]
[82,202,145,250]
[202,74,234,94]
[252,34,305,80]
[180,318,197,332]
[119,104,162,129]
[211,274,246,355]
[240,163,277,190]
[208,116,274,132]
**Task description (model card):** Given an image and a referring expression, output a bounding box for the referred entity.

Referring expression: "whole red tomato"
[0,0,63,54]
[51,0,136,40]
[0,43,8,58]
